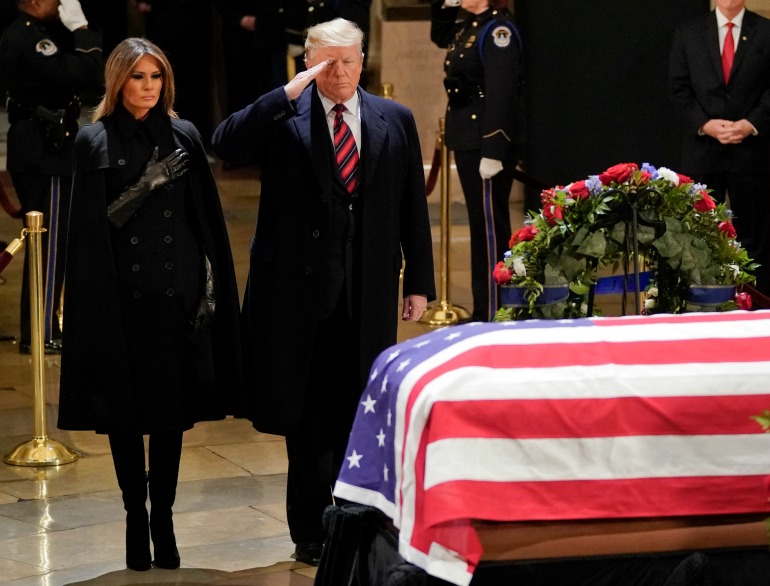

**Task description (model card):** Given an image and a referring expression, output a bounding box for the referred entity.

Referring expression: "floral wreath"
[493,162,758,321]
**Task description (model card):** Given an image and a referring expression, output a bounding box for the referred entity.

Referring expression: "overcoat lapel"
[360,91,387,195]
[294,86,333,202]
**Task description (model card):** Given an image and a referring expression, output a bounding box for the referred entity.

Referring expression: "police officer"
[431,0,524,322]
[0,0,103,353]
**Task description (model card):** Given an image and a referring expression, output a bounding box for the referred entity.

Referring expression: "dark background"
[515,0,709,210]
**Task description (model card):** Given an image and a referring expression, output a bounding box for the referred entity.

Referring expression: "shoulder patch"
[491,26,512,48]
[35,38,58,56]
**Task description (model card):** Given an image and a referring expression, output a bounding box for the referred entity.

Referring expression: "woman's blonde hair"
[92,37,177,122]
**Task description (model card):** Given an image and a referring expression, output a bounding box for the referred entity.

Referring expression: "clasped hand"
[702,119,754,144]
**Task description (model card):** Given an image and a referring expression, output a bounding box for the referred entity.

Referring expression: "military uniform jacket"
[0,13,103,175]
[211,85,436,436]
[431,2,524,160]
[58,111,243,433]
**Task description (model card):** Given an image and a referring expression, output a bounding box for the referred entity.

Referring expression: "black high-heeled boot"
[148,432,183,569]
[109,433,151,571]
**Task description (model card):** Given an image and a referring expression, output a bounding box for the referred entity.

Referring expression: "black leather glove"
[107,147,190,228]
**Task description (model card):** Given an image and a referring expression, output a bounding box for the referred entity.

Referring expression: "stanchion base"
[420,301,472,327]
[4,437,79,467]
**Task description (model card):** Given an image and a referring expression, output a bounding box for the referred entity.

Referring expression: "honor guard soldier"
[431,0,524,322]
[0,0,103,353]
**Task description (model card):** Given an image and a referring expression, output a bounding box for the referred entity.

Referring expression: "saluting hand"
[284,60,331,101]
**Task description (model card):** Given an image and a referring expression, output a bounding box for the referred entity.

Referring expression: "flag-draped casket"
[334,311,770,585]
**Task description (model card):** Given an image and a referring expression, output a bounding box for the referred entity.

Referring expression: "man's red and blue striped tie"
[332,103,359,194]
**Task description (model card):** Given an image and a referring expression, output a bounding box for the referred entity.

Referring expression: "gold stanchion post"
[4,211,78,467]
[421,118,470,326]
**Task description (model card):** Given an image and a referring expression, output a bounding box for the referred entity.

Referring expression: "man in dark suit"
[211,18,435,566]
[670,0,770,295]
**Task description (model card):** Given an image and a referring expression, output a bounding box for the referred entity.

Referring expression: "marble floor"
[0,147,523,584]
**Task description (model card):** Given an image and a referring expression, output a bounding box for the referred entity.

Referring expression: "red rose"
[638,170,651,185]
[718,220,737,239]
[543,203,563,225]
[676,173,693,185]
[598,162,638,185]
[568,180,590,200]
[493,261,512,285]
[693,190,716,212]
[509,225,539,247]
[736,292,752,311]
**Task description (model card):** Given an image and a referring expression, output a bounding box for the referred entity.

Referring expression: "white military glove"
[479,157,503,179]
[443,0,461,6]
[58,0,88,31]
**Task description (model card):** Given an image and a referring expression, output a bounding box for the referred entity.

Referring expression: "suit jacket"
[212,85,436,435]
[669,9,770,174]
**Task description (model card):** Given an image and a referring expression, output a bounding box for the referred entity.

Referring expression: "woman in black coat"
[57,38,242,571]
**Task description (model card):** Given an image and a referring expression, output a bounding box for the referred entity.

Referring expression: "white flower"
[728,263,741,279]
[512,256,527,277]
[645,298,657,309]
[656,167,679,186]
[647,286,658,297]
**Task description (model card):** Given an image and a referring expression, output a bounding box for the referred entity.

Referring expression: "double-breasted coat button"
[304,266,312,275]
[312,229,320,238]
[166,288,175,296]
[163,235,172,244]
[130,236,139,244]
[118,159,126,166]
[133,291,141,299]
[164,261,174,269]
[348,204,353,211]
[131,264,140,272]
[163,209,172,217]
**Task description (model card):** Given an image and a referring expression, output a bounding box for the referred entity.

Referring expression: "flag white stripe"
[419,361,770,401]
[424,434,770,489]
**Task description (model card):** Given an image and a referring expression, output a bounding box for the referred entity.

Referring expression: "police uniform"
[0,11,103,350]
[431,1,524,322]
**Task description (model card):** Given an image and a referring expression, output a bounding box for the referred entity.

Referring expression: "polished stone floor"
[0,140,523,584]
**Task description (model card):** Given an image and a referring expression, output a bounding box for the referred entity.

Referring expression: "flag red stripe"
[425,395,770,440]
[419,475,770,527]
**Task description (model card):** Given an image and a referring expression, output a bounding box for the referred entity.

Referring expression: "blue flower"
[641,162,658,179]
[586,175,603,195]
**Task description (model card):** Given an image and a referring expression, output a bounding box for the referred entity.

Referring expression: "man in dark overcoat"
[212,17,435,566]
[670,0,770,295]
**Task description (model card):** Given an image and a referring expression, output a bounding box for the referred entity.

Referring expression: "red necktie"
[722,22,735,83]
[332,104,359,194]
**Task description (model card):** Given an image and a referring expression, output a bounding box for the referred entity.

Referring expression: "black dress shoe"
[293,541,323,566]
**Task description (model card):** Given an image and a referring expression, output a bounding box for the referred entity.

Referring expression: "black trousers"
[454,150,514,322]
[285,295,361,544]
[695,171,770,295]
[10,171,69,345]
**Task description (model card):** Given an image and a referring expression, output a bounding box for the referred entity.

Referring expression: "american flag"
[333,311,770,585]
